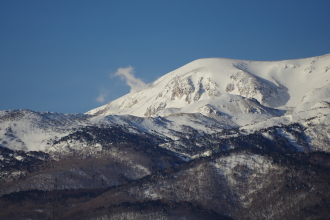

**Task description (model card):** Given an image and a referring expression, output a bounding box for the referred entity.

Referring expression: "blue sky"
[1,0,330,113]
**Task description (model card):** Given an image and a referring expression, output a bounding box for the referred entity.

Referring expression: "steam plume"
[113,66,146,93]
[96,90,107,103]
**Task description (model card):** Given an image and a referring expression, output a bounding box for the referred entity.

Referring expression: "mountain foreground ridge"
[0,54,330,219]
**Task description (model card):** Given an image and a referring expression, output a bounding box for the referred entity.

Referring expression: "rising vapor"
[96,89,107,103]
[113,66,147,93]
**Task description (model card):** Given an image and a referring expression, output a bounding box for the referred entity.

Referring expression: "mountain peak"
[87,54,330,123]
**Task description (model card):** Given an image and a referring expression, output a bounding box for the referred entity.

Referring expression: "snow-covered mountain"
[1,54,329,154]
[87,54,330,120]
[1,54,330,220]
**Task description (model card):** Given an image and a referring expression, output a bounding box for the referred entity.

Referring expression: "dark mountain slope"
[57,148,330,220]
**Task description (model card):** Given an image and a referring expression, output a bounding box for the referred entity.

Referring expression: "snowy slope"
[293,83,330,113]
[0,110,93,151]
[0,109,235,152]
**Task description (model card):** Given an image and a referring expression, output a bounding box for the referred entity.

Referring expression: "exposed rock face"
[144,102,167,117]
[157,76,221,103]
[227,70,289,108]
[204,77,221,98]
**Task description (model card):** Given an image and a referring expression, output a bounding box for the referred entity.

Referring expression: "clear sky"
[1,0,330,113]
